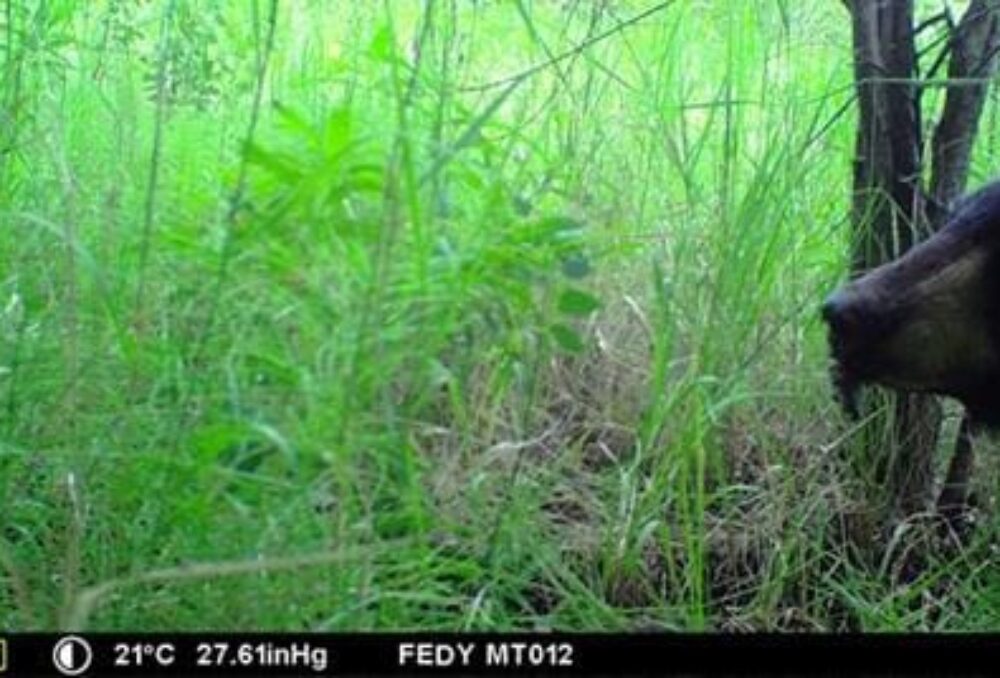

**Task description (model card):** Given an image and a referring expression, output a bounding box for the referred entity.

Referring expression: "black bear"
[822,180,1000,429]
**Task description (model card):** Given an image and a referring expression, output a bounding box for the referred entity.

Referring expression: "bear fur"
[822,180,1000,428]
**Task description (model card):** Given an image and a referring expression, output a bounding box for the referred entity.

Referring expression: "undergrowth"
[1,0,998,631]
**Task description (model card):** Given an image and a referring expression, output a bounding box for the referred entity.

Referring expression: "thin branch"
[457,0,677,93]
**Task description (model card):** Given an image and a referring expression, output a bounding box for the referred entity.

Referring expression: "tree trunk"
[845,0,1000,518]
[930,0,1000,215]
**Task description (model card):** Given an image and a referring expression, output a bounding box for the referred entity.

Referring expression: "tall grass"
[1,0,998,631]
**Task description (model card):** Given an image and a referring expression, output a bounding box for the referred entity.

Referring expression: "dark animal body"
[822,180,1000,430]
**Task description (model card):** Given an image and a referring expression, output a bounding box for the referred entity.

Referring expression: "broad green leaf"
[323,107,353,156]
[550,323,585,353]
[558,288,601,316]
[369,25,394,62]
[243,142,303,183]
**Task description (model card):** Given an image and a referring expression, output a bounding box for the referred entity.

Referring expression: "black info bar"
[0,633,997,676]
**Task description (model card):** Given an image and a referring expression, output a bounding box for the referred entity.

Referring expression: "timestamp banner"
[0,632,997,676]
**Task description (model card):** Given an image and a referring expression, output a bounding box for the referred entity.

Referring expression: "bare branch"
[929,0,1000,223]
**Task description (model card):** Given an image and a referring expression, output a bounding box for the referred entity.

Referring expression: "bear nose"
[821,292,844,326]
[821,290,862,337]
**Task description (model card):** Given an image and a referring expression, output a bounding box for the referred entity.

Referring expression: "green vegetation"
[1,0,998,631]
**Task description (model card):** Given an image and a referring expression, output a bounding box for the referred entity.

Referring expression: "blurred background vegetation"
[1,0,998,631]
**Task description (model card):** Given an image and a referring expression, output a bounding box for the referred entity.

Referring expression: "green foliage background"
[1,0,998,630]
